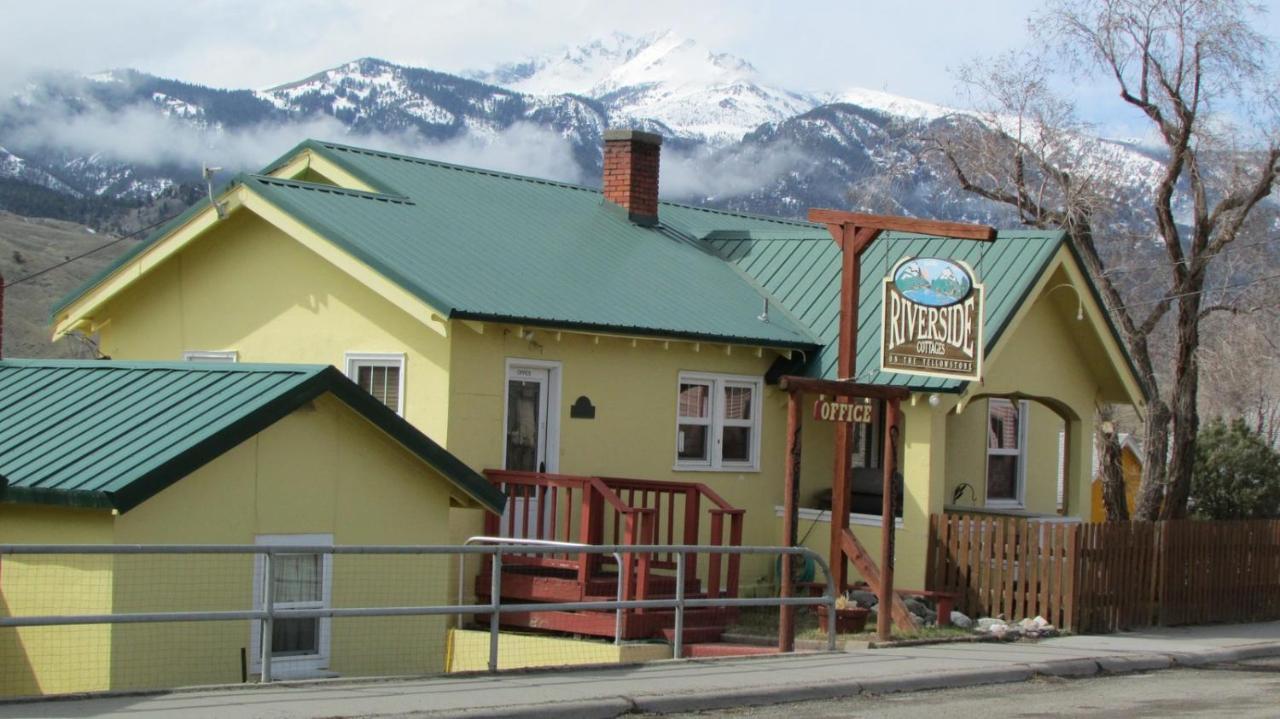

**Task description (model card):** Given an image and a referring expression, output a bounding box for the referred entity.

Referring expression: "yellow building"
[49,131,1146,603]
[1091,434,1144,521]
[0,360,504,696]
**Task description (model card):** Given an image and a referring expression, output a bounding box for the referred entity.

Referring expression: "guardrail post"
[260,552,274,684]
[674,552,686,660]
[488,548,502,673]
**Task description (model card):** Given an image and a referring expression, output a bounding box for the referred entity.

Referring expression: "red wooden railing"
[483,470,744,601]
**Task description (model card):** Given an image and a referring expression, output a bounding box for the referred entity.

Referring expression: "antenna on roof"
[203,164,227,219]
[758,298,770,323]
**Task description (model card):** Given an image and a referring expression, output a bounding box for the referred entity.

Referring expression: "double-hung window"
[250,534,333,677]
[345,352,405,415]
[986,398,1029,507]
[675,372,762,471]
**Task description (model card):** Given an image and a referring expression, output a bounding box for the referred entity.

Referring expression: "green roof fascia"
[450,310,819,350]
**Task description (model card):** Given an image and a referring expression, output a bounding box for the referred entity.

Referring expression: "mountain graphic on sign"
[893,259,972,307]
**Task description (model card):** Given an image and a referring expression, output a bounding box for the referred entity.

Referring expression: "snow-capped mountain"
[0,30,1176,234]
[469,31,819,142]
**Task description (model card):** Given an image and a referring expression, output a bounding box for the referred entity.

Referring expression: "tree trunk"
[1161,294,1204,520]
[1098,427,1130,521]
[1133,400,1171,520]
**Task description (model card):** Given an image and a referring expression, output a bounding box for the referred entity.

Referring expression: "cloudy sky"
[1,0,1276,150]
[0,1,1170,107]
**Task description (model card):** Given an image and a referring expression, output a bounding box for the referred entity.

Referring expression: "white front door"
[503,362,560,538]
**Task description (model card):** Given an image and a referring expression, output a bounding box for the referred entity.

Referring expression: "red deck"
[479,470,745,641]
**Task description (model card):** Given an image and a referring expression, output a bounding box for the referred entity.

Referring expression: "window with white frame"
[675,372,762,470]
[345,353,405,415]
[250,534,333,677]
[986,398,1029,506]
[183,350,238,362]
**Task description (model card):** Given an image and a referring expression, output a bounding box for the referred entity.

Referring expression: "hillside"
[0,211,139,358]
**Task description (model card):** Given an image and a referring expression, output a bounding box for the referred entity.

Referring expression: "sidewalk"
[5,622,1280,719]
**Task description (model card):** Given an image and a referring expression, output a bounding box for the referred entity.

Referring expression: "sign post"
[806,209,996,642]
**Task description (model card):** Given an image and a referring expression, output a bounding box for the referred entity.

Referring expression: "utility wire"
[1,212,183,290]
[1099,234,1280,277]
[1105,272,1280,313]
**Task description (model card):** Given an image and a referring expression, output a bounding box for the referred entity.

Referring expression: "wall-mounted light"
[1046,283,1084,321]
[928,393,941,408]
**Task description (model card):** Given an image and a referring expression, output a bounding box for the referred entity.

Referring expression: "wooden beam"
[779,393,801,653]
[777,375,911,401]
[840,530,916,632]
[807,209,997,241]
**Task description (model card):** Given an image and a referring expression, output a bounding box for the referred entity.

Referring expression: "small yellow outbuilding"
[0,359,504,697]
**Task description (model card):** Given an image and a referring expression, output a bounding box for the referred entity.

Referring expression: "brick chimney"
[602,129,662,225]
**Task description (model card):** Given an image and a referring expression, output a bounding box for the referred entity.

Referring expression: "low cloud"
[8,97,584,184]
[661,141,807,200]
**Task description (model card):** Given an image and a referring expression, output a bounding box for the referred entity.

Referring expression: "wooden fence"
[927,514,1280,634]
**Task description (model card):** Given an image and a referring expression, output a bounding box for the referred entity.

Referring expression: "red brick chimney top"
[602,129,662,225]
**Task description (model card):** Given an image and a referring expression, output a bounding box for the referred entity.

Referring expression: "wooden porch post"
[780,392,802,652]
[877,397,900,641]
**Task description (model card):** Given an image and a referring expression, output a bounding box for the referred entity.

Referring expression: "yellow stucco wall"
[445,629,671,672]
[1,394,461,697]
[94,210,452,443]
[0,506,114,696]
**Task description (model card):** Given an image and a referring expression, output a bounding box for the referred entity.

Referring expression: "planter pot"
[817,605,870,634]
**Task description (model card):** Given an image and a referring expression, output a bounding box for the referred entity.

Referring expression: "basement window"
[345,352,405,415]
[182,350,238,362]
[674,372,762,471]
[250,534,333,678]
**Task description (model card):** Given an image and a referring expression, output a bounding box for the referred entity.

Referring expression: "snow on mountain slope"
[471,31,819,143]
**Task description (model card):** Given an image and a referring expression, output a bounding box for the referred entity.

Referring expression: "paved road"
[654,658,1280,718]
[2,623,1278,718]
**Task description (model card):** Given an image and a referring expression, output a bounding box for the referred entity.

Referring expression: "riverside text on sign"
[880,257,984,381]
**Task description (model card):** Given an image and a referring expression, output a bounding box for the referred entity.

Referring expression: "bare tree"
[928,0,1280,519]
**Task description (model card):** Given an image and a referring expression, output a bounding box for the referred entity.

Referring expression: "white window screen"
[346,354,405,415]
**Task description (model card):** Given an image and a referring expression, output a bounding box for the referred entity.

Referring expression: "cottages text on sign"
[881,257,984,382]
[812,398,874,423]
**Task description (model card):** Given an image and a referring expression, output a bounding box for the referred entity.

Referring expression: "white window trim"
[345,352,406,416]
[985,399,1029,508]
[182,350,238,362]
[249,533,333,678]
[674,371,763,472]
[502,358,562,474]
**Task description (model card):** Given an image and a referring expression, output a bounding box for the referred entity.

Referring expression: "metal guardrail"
[0,543,836,684]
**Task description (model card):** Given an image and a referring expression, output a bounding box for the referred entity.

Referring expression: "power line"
[1,212,183,290]
[1099,234,1280,277]
[1106,272,1280,313]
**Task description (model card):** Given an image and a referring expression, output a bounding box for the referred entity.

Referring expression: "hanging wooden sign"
[880,257,984,381]
[812,398,874,423]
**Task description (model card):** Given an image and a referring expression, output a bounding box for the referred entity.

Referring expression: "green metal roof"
[231,141,819,348]
[711,229,1068,392]
[0,360,505,514]
[51,139,1138,398]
